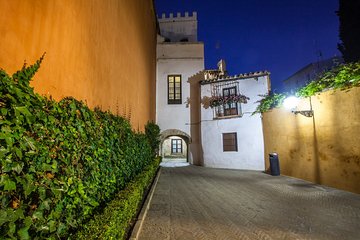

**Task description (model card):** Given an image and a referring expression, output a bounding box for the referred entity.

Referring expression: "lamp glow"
[283,96,299,110]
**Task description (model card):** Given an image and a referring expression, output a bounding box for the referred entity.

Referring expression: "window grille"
[211,81,243,118]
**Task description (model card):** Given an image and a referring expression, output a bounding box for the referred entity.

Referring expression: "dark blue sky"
[155,0,340,92]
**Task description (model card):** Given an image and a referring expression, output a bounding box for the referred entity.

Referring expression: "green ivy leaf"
[24,216,32,228]
[57,222,67,235]
[1,108,7,116]
[5,208,24,223]
[32,210,44,221]
[23,180,36,198]
[15,147,23,160]
[15,106,31,117]
[49,220,57,233]
[38,187,46,201]
[0,147,8,159]
[17,227,30,240]
[12,163,23,174]
[23,136,36,151]
[0,210,8,226]
[8,221,16,237]
[4,179,16,191]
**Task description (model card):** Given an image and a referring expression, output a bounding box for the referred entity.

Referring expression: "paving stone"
[138,166,360,240]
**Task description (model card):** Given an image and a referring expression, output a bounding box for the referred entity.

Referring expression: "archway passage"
[160,129,191,163]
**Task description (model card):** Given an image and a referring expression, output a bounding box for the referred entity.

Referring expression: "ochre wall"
[262,87,360,193]
[0,0,157,130]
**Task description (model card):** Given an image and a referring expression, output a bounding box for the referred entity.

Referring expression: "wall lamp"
[283,96,314,117]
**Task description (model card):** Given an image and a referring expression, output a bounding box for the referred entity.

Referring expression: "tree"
[337,0,360,63]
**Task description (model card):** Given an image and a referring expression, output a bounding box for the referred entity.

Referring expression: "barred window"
[223,87,238,116]
[211,81,242,118]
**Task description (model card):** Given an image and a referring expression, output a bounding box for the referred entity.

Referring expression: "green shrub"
[145,121,160,157]
[73,157,160,239]
[252,93,286,115]
[297,61,360,97]
[0,56,158,239]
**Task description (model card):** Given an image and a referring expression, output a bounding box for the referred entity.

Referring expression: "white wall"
[200,76,269,170]
[156,42,204,136]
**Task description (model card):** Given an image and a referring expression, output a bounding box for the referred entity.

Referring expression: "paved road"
[137,166,360,240]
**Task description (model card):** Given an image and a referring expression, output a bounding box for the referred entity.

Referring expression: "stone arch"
[160,129,192,163]
[160,129,191,144]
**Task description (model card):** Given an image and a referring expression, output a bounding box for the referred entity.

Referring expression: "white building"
[197,69,270,170]
[156,12,204,163]
[156,12,271,170]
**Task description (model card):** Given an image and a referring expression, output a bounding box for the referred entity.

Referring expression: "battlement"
[158,11,198,42]
[158,12,197,22]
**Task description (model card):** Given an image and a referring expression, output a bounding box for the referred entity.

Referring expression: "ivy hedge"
[0,56,159,239]
[253,61,360,114]
[73,157,160,239]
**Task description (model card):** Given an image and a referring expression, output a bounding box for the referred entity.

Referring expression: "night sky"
[155,0,340,92]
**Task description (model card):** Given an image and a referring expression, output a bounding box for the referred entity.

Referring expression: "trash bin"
[269,153,280,176]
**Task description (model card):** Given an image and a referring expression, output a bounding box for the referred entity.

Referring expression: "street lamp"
[283,96,313,117]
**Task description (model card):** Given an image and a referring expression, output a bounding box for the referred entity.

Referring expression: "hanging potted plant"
[209,94,250,108]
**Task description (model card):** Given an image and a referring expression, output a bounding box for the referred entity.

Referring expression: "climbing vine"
[0,55,158,239]
[253,62,360,114]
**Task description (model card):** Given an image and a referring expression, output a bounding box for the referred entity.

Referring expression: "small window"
[223,133,237,152]
[171,139,182,154]
[168,75,182,104]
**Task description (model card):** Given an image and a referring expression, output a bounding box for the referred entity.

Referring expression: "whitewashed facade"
[156,12,204,163]
[156,12,270,170]
[156,42,204,136]
[199,71,270,170]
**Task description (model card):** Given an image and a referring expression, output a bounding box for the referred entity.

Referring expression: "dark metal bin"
[269,153,280,176]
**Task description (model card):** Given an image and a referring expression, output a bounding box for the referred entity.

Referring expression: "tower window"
[168,75,182,104]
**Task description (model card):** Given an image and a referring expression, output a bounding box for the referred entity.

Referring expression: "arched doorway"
[160,129,191,163]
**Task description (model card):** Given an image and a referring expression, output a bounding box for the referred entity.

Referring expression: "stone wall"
[262,87,360,193]
[0,0,157,130]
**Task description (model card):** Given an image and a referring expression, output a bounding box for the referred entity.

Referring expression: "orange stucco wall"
[262,87,360,193]
[0,0,157,130]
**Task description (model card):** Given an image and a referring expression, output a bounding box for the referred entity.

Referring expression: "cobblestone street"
[137,166,360,240]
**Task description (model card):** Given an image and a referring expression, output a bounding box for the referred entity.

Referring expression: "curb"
[129,167,162,239]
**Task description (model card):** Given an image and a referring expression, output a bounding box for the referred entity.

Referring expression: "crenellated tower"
[156,11,204,164]
[158,12,198,42]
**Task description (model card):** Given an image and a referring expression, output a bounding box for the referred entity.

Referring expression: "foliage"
[297,62,360,97]
[0,56,158,239]
[208,94,250,108]
[252,93,286,115]
[73,157,160,240]
[253,62,360,113]
[337,0,360,63]
[145,122,160,158]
